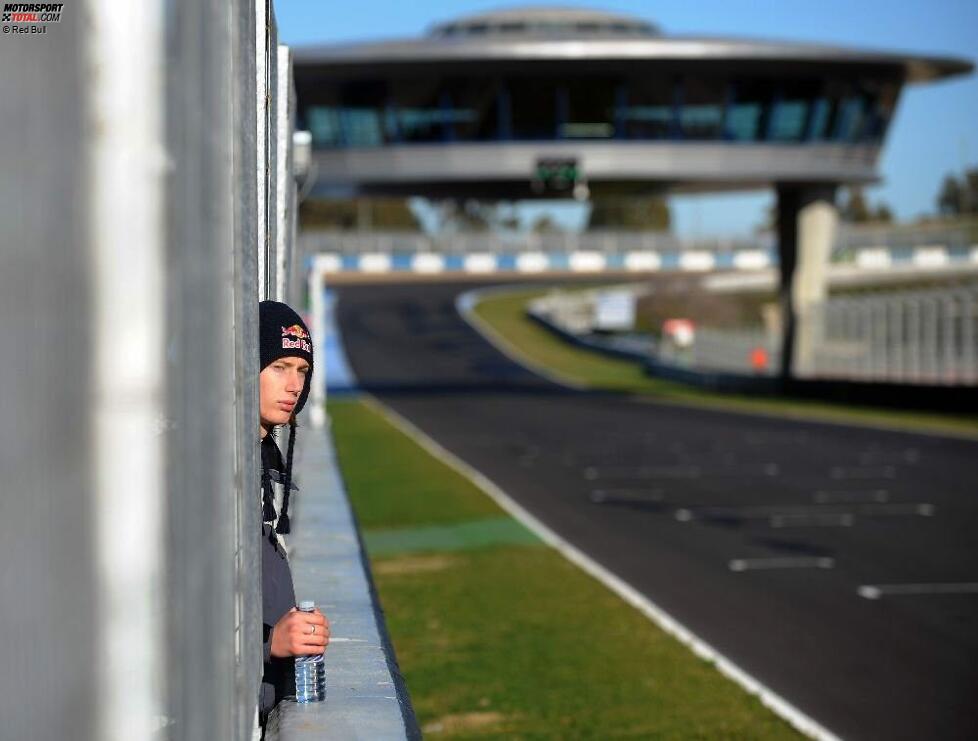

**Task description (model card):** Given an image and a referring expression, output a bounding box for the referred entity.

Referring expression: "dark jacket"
[259,434,296,720]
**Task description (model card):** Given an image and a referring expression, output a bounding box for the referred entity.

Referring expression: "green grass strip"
[472,287,978,438]
[329,398,503,529]
[362,516,542,557]
[328,397,801,739]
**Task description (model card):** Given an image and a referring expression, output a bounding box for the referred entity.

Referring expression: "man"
[258,300,330,723]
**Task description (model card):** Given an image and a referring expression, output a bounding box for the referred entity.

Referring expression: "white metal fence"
[300,229,766,255]
[808,284,978,384]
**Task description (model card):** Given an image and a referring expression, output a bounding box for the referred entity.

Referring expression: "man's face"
[259,356,310,432]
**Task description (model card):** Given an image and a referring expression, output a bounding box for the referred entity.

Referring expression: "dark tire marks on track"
[335,281,978,741]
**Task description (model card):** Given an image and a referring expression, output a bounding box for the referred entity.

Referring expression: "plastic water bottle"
[294,600,326,703]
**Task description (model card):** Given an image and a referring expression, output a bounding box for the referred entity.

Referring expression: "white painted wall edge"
[87,0,167,736]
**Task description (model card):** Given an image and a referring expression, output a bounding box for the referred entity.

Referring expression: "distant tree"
[938,175,963,216]
[435,200,496,232]
[299,198,421,230]
[936,168,978,217]
[434,200,532,233]
[460,200,495,232]
[495,203,521,232]
[840,186,895,223]
[873,203,894,223]
[841,186,871,223]
[586,197,670,230]
[531,214,560,233]
[370,199,424,229]
[754,203,777,234]
[965,168,978,214]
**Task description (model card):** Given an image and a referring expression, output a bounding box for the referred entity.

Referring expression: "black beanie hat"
[259,300,314,415]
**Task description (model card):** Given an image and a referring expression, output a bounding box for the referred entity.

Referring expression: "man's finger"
[297,618,326,633]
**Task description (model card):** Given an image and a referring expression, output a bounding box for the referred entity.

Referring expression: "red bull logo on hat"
[282,324,310,340]
[281,324,312,353]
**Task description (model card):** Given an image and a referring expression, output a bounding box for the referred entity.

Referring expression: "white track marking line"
[584,464,701,480]
[771,514,855,528]
[730,557,835,572]
[858,583,978,600]
[864,503,936,516]
[361,394,842,741]
[590,488,664,503]
[813,489,889,504]
[675,503,934,523]
[586,463,779,479]
[857,449,920,465]
[830,465,896,479]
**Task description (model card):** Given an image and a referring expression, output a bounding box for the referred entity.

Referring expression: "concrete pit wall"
[0,2,410,739]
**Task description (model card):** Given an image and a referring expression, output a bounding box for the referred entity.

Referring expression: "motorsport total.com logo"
[2,3,63,34]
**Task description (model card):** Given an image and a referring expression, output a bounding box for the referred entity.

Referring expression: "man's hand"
[269,607,330,658]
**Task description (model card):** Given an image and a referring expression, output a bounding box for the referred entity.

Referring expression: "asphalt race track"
[334,281,978,741]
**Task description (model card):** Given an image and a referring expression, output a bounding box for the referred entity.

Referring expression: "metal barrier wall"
[0,1,299,738]
[235,0,264,736]
[0,5,96,741]
[1,2,417,737]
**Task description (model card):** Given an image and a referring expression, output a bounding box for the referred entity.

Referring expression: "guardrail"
[300,233,978,278]
[300,229,764,255]
[302,246,776,276]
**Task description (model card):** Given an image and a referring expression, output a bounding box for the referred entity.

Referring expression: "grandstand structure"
[292,6,968,198]
[292,6,972,377]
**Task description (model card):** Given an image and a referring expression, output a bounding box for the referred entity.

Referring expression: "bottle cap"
[298,600,315,611]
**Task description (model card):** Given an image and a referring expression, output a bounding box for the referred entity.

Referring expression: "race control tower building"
[291,6,972,376]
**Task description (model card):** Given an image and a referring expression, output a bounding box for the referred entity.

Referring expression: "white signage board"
[594,289,636,331]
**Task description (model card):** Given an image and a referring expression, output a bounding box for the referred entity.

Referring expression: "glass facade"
[299,73,899,150]
[679,76,726,140]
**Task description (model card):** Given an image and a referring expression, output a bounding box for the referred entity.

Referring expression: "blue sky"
[275,0,977,236]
